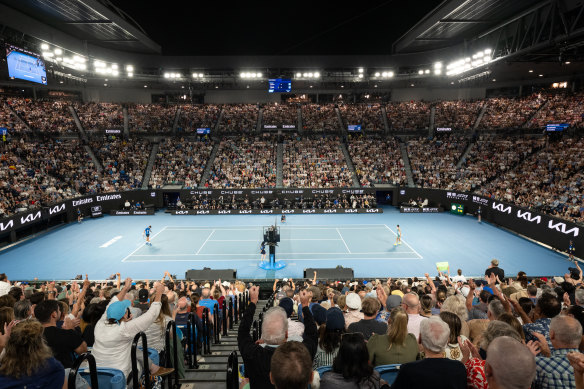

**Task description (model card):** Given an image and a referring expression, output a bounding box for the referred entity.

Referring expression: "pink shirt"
[407,313,426,338]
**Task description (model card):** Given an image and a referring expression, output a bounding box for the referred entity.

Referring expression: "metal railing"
[131,332,150,389]
[202,307,211,354]
[67,352,99,389]
[226,351,239,389]
[185,312,199,369]
[165,320,180,389]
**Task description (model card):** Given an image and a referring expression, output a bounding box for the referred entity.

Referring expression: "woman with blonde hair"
[441,295,470,337]
[0,319,65,388]
[367,307,419,366]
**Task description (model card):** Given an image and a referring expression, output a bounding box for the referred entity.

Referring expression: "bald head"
[403,293,420,314]
[550,315,583,348]
[486,336,535,389]
[201,288,210,299]
[177,297,188,311]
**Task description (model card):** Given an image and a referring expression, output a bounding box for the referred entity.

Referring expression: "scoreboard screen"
[6,45,47,85]
[450,203,464,215]
[546,123,569,131]
[268,78,291,93]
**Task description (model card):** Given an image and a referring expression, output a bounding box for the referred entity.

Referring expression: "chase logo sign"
[548,220,579,237]
[492,202,512,214]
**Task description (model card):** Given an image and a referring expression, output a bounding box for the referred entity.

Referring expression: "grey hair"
[261,307,288,345]
[419,316,450,353]
[480,321,521,350]
[488,299,505,319]
[575,289,584,305]
[13,300,32,320]
[550,315,582,347]
[441,295,469,322]
[486,336,536,389]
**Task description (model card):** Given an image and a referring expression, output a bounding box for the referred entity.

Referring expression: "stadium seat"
[316,365,332,376]
[374,364,400,385]
[79,367,125,389]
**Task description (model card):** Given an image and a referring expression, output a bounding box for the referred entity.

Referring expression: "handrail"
[131,332,150,389]
[238,294,244,321]
[186,312,199,369]
[165,320,180,389]
[202,307,211,354]
[258,312,264,339]
[222,297,228,336]
[233,294,239,324]
[226,351,239,389]
[229,297,234,330]
[213,303,221,344]
[68,352,99,389]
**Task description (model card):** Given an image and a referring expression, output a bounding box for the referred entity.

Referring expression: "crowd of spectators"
[386,101,430,131]
[283,137,353,188]
[128,104,176,133]
[177,104,221,133]
[218,104,258,134]
[434,100,482,131]
[6,99,75,134]
[479,95,544,130]
[348,137,407,187]
[301,104,340,133]
[149,138,213,189]
[262,103,298,127]
[407,134,469,189]
[530,93,584,129]
[0,99,27,134]
[339,103,385,132]
[0,138,99,217]
[452,135,546,192]
[206,136,277,188]
[75,102,123,133]
[481,136,584,223]
[91,138,150,191]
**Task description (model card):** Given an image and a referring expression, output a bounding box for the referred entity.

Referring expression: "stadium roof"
[0,0,161,54]
[393,0,537,53]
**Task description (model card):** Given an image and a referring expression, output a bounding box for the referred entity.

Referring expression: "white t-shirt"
[92,296,161,378]
[451,275,467,283]
[0,281,11,296]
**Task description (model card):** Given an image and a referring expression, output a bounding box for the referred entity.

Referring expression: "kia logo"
[516,210,541,224]
[548,220,579,237]
[492,202,512,214]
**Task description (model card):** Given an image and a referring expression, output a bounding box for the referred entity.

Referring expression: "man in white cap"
[344,292,364,329]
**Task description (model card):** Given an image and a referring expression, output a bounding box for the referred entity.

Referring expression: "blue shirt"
[0,357,64,389]
[144,227,151,235]
[524,318,553,348]
[199,298,217,314]
[534,348,579,389]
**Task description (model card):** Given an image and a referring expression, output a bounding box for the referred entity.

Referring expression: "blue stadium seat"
[316,365,332,376]
[374,364,400,385]
[79,367,125,389]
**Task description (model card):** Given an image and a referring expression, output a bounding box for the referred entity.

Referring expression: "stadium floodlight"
[424,69,430,74]
[112,70,119,76]
[164,73,170,78]
[111,64,118,70]
[465,57,471,62]
[199,73,204,78]
[314,72,320,78]
[418,70,424,75]
[54,48,62,55]
[296,72,302,78]
[434,69,441,75]
[303,73,308,77]
[257,73,262,78]
[358,68,364,73]
[128,73,133,77]
[434,62,442,69]
[251,73,256,78]
[77,63,87,71]
[176,73,181,78]
[484,48,492,55]
[41,43,49,50]
[94,60,105,68]
[126,65,134,72]
[42,52,54,58]
[388,71,394,77]
[529,69,533,73]
[376,72,381,77]
[358,74,364,79]
[192,73,198,78]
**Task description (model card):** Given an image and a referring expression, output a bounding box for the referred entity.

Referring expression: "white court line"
[208,239,342,242]
[130,251,414,256]
[164,224,388,228]
[196,229,215,255]
[384,224,423,259]
[100,236,122,248]
[124,257,421,262]
[121,226,168,262]
[336,228,351,254]
[165,227,387,231]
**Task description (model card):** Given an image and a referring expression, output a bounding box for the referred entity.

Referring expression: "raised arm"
[218,279,226,296]
[116,273,121,290]
[116,277,133,302]
[312,271,317,286]
[71,276,90,318]
[466,279,476,312]
[273,279,279,292]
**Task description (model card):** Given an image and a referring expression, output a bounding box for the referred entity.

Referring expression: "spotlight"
[199,73,204,78]
[126,65,134,72]
[375,72,381,77]
[54,48,62,55]
[314,72,320,78]
[41,43,49,50]
[424,70,430,74]
[418,70,424,75]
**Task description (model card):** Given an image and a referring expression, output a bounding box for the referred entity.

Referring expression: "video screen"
[268,78,291,93]
[5,45,47,85]
[348,125,362,132]
[197,128,211,135]
[546,123,569,132]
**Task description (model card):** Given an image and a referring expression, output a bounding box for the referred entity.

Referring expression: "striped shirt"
[313,345,339,369]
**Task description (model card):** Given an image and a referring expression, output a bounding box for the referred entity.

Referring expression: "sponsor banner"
[172,208,383,215]
[110,209,155,216]
[91,206,103,218]
[400,206,443,213]
[446,192,469,201]
[105,128,122,134]
[436,127,452,132]
[262,124,297,129]
[185,188,375,200]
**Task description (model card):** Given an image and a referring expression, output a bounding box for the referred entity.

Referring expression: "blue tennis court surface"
[0,206,573,280]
